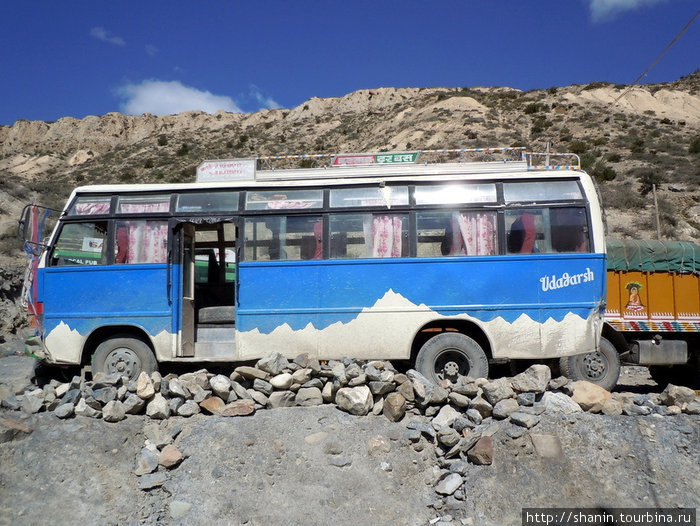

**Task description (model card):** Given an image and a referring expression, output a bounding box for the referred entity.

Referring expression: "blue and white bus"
[21,149,607,383]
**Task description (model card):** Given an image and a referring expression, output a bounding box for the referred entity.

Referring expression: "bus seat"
[508,213,536,254]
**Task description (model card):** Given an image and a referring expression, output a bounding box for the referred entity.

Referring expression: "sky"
[1,0,698,126]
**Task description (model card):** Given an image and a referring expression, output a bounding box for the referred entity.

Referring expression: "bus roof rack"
[524,152,581,170]
[255,147,527,170]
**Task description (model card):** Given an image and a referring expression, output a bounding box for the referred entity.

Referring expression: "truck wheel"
[92,337,157,381]
[559,337,620,391]
[416,333,488,384]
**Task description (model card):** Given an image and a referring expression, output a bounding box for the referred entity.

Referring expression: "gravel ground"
[1,337,698,526]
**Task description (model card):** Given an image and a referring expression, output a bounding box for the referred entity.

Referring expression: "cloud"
[117,80,243,115]
[249,85,282,110]
[587,0,667,22]
[90,27,126,46]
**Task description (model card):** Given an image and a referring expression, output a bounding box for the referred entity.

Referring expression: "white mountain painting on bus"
[237,289,596,360]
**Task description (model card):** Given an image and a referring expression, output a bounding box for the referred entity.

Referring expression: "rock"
[230,381,251,400]
[168,378,190,399]
[209,375,231,399]
[383,392,406,422]
[74,398,102,419]
[159,444,183,468]
[91,387,117,405]
[292,368,313,385]
[53,402,75,419]
[220,399,256,416]
[177,400,201,417]
[168,397,183,414]
[511,364,551,393]
[21,390,44,414]
[296,387,323,406]
[448,392,471,408]
[321,381,336,403]
[437,428,461,448]
[407,369,448,405]
[431,405,462,430]
[659,384,696,409]
[256,352,290,375]
[270,373,294,390]
[247,389,268,406]
[492,398,520,419]
[685,399,700,415]
[146,393,171,419]
[144,423,173,448]
[150,372,162,392]
[136,372,155,400]
[481,378,515,405]
[469,396,492,419]
[452,377,480,397]
[540,392,583,414]
[396,380,415,402]
[335,385,373,416]
[601,399,623,416]
[570,381,612,413]
[510,412,540,429]
[467,436,494,465]
[234,366,270,381]
[193,389,211,404]
[368,381,394,396]
[123,393,146,415]
[267,391,296,408]
[102,400,126,422]
[138,472,167,490]
[435,473,463,495]
[548,376,570,390]
[0,417,33,443]
[135,447,160,475]
[367,435,391,456]
[517,392,536,406]
[623,404,652,416]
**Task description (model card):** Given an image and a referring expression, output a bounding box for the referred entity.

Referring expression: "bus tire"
[416,332,489,384]
[92,337,158,381]
[559,337,620,391]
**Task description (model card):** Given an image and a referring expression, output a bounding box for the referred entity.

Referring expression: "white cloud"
[117,80,242,115]
[587,0,667,22]
[250,85,282,110]
[90,27,126,46]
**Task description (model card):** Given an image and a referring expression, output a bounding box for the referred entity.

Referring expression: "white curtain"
[451,212,496,256]
[363,215,403,257]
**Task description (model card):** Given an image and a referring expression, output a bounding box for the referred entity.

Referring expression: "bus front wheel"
[92,337,158,381]
[416,332,489,384]
[559,337,621,392]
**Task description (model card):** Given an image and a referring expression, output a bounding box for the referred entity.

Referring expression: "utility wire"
[613,9,700,105]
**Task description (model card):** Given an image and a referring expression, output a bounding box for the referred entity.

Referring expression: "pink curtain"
[364,215,403,257]
[116,202,169,264]
[451,212,496,256]
[75,202,110,215]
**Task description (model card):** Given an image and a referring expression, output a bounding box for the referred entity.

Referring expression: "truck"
[561,238,700,390]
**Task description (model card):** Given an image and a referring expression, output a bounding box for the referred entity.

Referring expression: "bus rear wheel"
[92,337,157,381]
[416,332,489,384]
[559,336,620,392]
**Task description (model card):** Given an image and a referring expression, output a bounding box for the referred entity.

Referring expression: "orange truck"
[561,238,700,390]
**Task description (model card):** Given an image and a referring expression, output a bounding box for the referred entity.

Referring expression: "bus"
[19,148,607,384]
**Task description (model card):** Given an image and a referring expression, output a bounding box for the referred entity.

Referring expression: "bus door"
[172,219,238,358]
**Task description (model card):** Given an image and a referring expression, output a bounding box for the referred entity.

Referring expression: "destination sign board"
[331,152,419,166]
[196,159,256,182]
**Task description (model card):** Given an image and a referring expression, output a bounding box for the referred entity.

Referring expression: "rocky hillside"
[1,72,699,275]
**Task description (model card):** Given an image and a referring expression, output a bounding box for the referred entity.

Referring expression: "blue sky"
[1,0,698,126]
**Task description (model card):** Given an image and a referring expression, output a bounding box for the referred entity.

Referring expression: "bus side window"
[551,208,589,252]
[114,220,168,264]
[51,221,109,266]
[507,213,536,254]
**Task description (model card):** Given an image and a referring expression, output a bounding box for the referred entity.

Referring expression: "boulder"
[467,436,494,465]
[570,381,612,413]
[511,364,551,393]
[382,392,406,422]
[335,385,373,416]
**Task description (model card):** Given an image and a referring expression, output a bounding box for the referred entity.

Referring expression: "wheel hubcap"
[104,348,141,379]
[436,349,470,383]
[582,352,606,379]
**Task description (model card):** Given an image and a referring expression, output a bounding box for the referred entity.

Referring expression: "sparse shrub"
[524,103,548,115]
[606,153,622,163]
[157,135,168,146]
[591,161,617,182]
[690,135,700,155]
[176,143,190,156]
[637,169,663,196]
[568,140,588,154]
[144,159,155,169]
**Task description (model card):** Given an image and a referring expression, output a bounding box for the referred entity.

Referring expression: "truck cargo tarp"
[606,238,700,274]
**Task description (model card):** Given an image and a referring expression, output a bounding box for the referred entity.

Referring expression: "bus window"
[414,183,497,205]
[245,216,323,261]
[67,196,111,216]
[330,187,409,208]
[330,213,408,258]
[503,181,582,202]
[51,221,108,266]
[245,190,323,210]
[506,207,589,254]
[417,211,497,257]
[115,220,168,264]
[117,195,171,214]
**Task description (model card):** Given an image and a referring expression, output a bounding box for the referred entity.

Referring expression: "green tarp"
[606,238,700,274]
